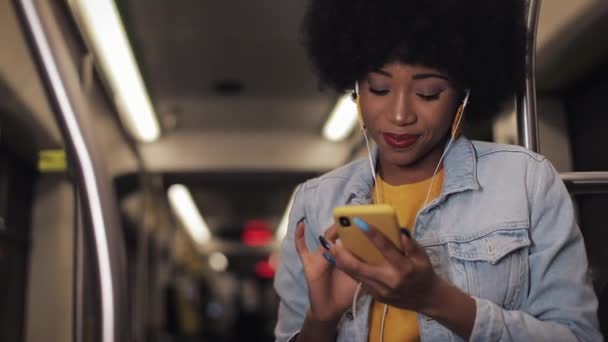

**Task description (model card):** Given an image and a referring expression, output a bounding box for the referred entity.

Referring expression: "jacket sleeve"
[470,158,602,342]
[274,184,317,342]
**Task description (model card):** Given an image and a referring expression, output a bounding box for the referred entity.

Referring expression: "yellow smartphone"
[333,204,402,265]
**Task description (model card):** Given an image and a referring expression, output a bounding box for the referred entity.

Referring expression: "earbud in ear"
[451,89,471,139]
[356,96,366,131]
[355,82,366,131]
[451,104,465,138]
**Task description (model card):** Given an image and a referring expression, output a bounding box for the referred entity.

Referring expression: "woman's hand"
[321,219,440,313]
[321,219,476,339]
[295,222,358,323]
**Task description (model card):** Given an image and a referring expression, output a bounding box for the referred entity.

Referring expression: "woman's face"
[358,62,460,171]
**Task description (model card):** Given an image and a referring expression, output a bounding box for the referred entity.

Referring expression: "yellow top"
[368,170,444,342]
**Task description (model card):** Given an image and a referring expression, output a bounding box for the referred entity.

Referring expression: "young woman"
[274,1,601,341]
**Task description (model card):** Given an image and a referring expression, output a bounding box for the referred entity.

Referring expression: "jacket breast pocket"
[445,227,531,310]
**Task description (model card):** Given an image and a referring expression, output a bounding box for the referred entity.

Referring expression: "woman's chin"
[382,150,421,169]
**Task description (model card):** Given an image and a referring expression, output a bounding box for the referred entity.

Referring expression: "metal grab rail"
[517,0,542,153]
[562,172,608,195]
[14,1,127,341]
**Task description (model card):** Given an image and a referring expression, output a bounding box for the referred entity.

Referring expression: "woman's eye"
[417,93,441,101]
[369,87,389,96]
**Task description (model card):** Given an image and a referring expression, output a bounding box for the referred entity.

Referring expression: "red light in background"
[255,259,275,279]
[242,220,272,246]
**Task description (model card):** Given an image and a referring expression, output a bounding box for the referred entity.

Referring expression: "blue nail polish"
[319,236,330,250]
[400,228,411,238]
[353,217,370,232]
[323,252,336,265]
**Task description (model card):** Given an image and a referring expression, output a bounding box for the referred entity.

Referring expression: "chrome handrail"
[561,172,608,195]
[14,1,126,341]
[517,0,542,153]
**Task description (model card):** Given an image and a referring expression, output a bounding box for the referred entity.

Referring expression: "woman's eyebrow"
[371,69,392,77]
[412,73,449,81]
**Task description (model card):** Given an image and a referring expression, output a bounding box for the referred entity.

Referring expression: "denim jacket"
[274,137,602,342]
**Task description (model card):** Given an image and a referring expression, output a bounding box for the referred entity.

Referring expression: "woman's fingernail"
[353,217,370,232]
[323,252,336,265]
[319,235,330,250]
[400,228,411,238]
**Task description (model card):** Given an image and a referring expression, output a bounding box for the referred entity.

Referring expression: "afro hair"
[302,0,527,119]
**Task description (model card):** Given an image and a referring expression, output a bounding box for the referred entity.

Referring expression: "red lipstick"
[382,133,419,149]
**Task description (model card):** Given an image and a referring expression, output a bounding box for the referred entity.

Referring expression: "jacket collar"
[349,136,480,203]
[442,136,480,195]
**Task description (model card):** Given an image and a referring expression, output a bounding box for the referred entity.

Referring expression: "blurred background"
[0,0,607,341]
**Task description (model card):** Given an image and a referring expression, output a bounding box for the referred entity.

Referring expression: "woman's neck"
[379,140,447,186]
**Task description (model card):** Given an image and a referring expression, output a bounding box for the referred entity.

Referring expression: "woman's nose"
[388,92,417,126]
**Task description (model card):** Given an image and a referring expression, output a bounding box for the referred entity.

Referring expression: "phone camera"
[339,217,351,227]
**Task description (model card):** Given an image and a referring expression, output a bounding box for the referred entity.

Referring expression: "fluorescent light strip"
[275,185,300,241]
[322,94,359,142]
[168,184,211,245]
[70,0,160,142]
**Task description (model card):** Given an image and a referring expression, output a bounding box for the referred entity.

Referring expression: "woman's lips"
[382,133,419,149]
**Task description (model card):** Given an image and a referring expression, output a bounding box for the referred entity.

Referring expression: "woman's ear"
[354,82,365,131]
[451,89,471,138]
[356,94,366,131]
[451,104,465,138]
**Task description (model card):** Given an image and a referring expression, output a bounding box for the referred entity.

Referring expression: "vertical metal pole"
[516,0,542,152]
[14,1,126,341]
[73,184,84,342]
